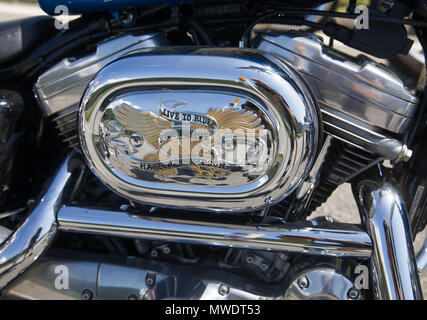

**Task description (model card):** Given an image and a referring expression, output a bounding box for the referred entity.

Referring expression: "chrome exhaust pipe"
[57,206,373,258]
[0,153,83,290]
[2,152,423,300]
[356,181,423,300]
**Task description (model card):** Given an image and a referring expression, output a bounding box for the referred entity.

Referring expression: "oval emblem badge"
[79,49,319,212]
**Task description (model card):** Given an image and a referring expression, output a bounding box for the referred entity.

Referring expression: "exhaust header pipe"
[356,179,424,300]
[0,154,83,290]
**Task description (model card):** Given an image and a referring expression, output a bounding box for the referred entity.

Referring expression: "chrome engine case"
[32,31,419,212]
[78,49,319,212]
[255,32,418,161]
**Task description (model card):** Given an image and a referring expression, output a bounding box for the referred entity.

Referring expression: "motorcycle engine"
[33,31,418,215]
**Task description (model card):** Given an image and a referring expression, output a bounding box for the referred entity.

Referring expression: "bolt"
[150,250,158,258]
[162,246,171,254]
[397,145,412,162]
[246,255,254,264]
[297,276,309,289]
[347,288,360,300]
[145,273,156,287]
[403,148,413,162]
[260,263,269,271]
[128,294,138,300]
[81,289,94,300]
[218,284,230,296]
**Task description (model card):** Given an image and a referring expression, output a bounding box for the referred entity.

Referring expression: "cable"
[270,9,427,26]
[239,9,427,47]
[240,11,324,47]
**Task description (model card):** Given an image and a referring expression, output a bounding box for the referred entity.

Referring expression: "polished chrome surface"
[256,32,418,132]
[256,32,417,161]
[3,256,100,300]
[196,282,271,300]
[417,238,427,272]
[283,268,360,300]
[34,33,167,148]
[0,153,83,290]
[34,33,167,117]
[96,261,175,300]
[356,182,423,299]
[57,206,372,258]
[2,253,275,300]
[78,49,319,212]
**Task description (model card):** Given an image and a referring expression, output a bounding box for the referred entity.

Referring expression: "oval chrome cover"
[78,48,319,212]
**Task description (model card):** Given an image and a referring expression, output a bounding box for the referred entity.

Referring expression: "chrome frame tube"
[3,152,423,300]
[0,153,82,290]
[357,183,423,300]
[57,206,373,258]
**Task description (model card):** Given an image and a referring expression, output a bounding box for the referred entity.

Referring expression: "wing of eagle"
[207,108,264,136]
[112,103,172,150]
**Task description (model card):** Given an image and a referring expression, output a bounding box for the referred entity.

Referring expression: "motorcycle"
[0,0,426,300]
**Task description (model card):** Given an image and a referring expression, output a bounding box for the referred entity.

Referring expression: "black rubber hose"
[186,17,213,45]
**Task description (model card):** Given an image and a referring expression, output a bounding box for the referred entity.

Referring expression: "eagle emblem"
[102,99,268,177]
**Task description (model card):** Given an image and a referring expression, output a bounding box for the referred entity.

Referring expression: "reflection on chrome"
[357,182,423,300]
[57,206,372,258]
[0,153,84,290]
[79,49,320,212]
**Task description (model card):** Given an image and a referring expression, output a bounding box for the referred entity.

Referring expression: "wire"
[271,9,427,26]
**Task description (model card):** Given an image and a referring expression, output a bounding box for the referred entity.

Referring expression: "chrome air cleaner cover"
[78,48,319,212]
